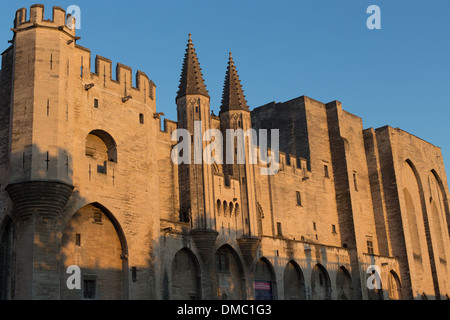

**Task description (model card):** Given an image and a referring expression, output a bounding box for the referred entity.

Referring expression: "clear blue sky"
[1,1,450,172]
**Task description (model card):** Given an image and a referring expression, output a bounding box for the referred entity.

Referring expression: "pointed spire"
[176,34,209,100]
[220,52,249,114]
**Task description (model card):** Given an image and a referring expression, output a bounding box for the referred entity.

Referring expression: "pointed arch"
[235,203,240,216]
[60,203,128,300]
[403,187,422,260]
[311,263,331,300]
[214,244,245,300]
[430,169,450,241]
[223,201,228,217]
[403,159,440,297]
[388,270,402,300]
[254,257,277,300]
[283,260,306,300]
[171,248,201,300]
[217,199,221,216]
[336,266,353,300]
[430,198,446,263]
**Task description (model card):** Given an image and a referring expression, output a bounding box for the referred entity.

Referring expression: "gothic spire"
[220,52,249,114]
[176,34,209,100]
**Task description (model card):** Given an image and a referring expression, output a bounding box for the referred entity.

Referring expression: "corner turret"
[13,5,77,38]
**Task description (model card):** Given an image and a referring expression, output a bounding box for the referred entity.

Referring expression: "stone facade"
[0,5,449,300]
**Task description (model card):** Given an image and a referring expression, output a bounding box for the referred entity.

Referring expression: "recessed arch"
[60,203,128,300]
[214,244,245,300]
[254,257,277,300]
[388,270,402,300]
[336,266,353,300]
[430,198,446,262]
[85,129,118,163]
[403,187,422,259]
[311,263,331,300]
[403,159,441,296]
[171,248,201,300]
[283,260,306,300]
[223,201,228,217]
[430,169,450,242]
[217,199,222,216]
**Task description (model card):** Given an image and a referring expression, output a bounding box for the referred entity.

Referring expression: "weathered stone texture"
[0,4,449,300]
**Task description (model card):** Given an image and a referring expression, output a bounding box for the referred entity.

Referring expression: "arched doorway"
[336,266,353,300]
[0,216,14,300]
[171,248,201,300]
[311,264,331,300]
[283,261,306,300]
[254,258,276,300]
[61,203,128,300]
[388,270,402,300]
[214,245,245,300]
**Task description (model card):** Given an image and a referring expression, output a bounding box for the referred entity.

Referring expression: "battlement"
[264,148,310,177]
[78,51,156,102]
[9,5,156,105]
[13,5,76,37]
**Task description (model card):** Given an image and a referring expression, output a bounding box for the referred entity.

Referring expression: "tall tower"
[4,5,75,299]
[219,53,260,267]
[175,34,218,262]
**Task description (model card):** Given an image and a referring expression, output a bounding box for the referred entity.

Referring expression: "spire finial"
[176,33,209,100]
[220,53,249,114]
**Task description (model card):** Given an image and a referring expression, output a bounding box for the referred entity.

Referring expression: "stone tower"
[175,34,218,262]
[5,5,75,299]
[219,53,260,266]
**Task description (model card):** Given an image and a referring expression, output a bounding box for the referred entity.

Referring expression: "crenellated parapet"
[13,5,76,38]
[211,145,310,179]
[77,50,156,104]
[11,5,156,105]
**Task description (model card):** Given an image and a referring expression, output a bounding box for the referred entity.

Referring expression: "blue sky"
[1,1,450,171]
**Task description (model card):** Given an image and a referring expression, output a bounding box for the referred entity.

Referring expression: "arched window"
[223,201,228,217]
[217,200,221,216]
[85,130,117,164]
[235,203,240,217]
[85,130,117,175]
[229,202,234,217]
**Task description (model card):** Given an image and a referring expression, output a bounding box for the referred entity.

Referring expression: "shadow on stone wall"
[0,145,432,300]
